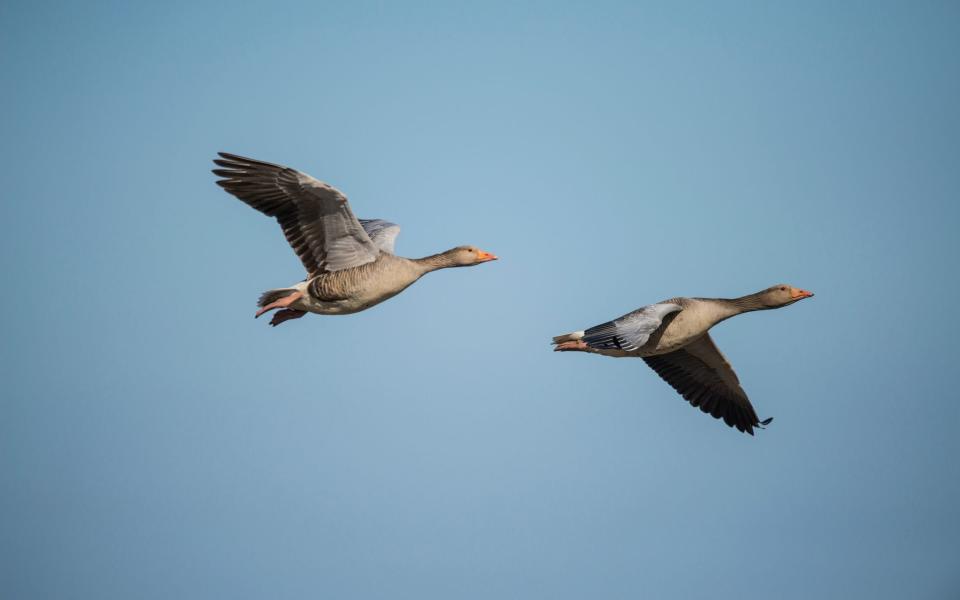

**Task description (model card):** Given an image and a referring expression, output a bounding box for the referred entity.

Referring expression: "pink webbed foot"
[255,291,304,319]
[553,340,588,352]
[269,309,307,327]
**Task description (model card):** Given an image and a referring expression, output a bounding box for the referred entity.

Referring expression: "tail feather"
[552,330,584,345]
[552,330,587,352]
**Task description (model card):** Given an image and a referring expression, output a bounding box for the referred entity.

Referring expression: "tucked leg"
[269,309,307,327]
[255,290,303,318]
[553,340,588,352]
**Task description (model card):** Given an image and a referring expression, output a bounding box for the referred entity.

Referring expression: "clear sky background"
[2,1,959,598]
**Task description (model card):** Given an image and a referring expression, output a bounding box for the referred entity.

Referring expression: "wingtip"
[213,152,286,170]
[746,417,774,436]
[215,151,251,165]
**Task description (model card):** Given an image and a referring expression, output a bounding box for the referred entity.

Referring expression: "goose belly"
[295,278,416,315]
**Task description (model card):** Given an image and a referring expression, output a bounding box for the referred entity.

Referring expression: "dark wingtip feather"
[216,152,286,170]
[213,159,242,169]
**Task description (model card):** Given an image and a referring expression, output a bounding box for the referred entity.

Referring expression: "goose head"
[759,284,814,308]
[445,245,499,267]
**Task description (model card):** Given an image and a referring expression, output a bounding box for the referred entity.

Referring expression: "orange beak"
[791,288,814,299]
[476,250,498,262]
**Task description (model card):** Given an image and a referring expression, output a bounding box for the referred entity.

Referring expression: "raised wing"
[359,219,401,254]
[212,152,380,276]
[642,334,772,435]
[581,303,682,352]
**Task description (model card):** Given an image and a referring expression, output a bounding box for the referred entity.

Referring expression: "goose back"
[639,298,742,355]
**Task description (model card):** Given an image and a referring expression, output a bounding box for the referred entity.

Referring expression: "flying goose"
[552,285,814,434]
[212,152,497,326]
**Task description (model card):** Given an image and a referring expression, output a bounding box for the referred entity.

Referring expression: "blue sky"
[2,1,959,598]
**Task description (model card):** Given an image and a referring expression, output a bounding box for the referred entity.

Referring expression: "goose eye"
[779,287,786,291]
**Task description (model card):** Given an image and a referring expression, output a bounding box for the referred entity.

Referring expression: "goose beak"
[791,288,814,299]
[476,250,498,262]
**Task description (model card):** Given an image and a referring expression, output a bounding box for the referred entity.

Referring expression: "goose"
[552,285,814,434]
[212,152,498,326]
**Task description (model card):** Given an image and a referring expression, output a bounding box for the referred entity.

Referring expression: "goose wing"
[212,152,380,276]
[359,219,401,254]
[581,303,682,352]
[642,334,772,435]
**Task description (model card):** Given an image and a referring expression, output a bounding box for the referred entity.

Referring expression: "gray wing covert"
[359,219,401,254]
[581,303,682,352]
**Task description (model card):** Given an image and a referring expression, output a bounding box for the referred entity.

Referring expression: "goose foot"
[255,291,303,318]
[554,340,588,352]
[269,309,307,327]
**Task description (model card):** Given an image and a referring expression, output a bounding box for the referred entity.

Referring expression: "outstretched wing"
[359,219,401,254]
[581,303,682,352]
[642,334,772,435]
[212,152,380,276]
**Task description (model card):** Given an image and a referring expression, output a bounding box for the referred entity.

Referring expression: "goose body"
[276,251,473,316]
[553,285,814,435]
[212,153,497,326]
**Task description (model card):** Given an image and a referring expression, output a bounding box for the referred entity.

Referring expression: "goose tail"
[551,330,587,352]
